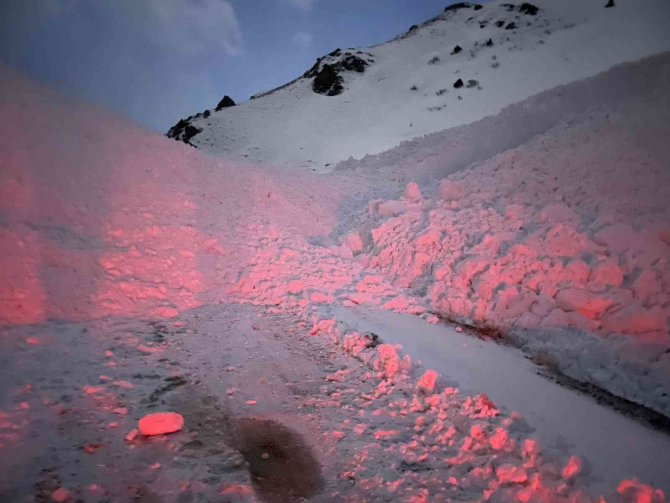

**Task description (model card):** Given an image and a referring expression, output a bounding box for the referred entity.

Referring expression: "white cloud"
[40,0,242,56]
[0,0,243,130]
[287,0,317,11]
[144,0,242,56]
[292,31,313,48]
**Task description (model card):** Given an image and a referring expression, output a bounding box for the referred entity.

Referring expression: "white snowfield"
[188,0,670,172]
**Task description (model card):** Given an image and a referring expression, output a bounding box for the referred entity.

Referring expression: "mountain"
[166,0,670,172]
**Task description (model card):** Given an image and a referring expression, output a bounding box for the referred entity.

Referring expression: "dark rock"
[312,64,344,96]
[467,79,479,88]
[479,20,489,28]
[203,110,210,118]
[444,2,475,12]
[604,0,615,6]
[452,45,463,55]
[408,24,419,32]
[495,20,505,27]
[486,38,493,46]
[166,117,203,147]
[505,22,517,30]
[305,51,371,96]
[428,55,441,65]
[304,60,321,79]
[474,4,483,10]
[183,125,202,142]
[453,78,464,89]
[215,95,235,111]
[340,55,367,73]
[519,3,539,15]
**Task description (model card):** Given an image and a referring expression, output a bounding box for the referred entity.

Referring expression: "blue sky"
[0,0,466,132]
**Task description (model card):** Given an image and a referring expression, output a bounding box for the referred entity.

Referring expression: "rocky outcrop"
[167,95,236,145]
[215,95,235,111]
[166,118,203,146]
[502,2,539,15]
[444,2,483,12]
[304,49,374,96]
[519,2,539,15]
[311,64,343,96]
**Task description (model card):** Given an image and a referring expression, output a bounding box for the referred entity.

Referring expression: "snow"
[186,0,670,172]
[333,304,670,495]
[2,3,670,500]
[342,66,670,416]
[137,412,184,436]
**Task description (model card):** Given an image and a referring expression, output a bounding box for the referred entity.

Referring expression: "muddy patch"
[234,417,324,502]
[173,387,325,501]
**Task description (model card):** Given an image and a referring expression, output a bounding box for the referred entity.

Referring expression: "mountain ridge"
[166,0,670,174]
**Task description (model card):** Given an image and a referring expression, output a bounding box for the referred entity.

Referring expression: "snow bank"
[350,70,670,415]
[0,65,340,324]
[0,64,426,330]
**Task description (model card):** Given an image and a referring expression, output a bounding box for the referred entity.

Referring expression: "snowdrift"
[0,64,344,324]
[341,53,670,417]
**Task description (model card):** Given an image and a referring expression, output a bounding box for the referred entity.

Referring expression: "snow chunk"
[554,288,614,319]
[496,464,528,484]
[416,370,438,394]
[404,182,423,201]
[438,180,465,201]
[138,412,184,436]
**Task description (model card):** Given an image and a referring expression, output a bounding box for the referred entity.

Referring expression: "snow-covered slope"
[172,0,670,172]
[2,50,670,501]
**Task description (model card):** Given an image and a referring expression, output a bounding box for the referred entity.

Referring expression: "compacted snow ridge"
[2,1,670,501]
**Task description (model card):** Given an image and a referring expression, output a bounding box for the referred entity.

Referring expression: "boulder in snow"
[215,95,236,111]
[519,3,540,15]
[305,51,372,96]
[166,119,203,146]
[444,3,478,13]
[312,64,344,96]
